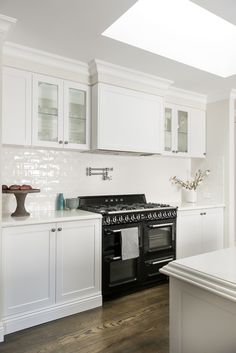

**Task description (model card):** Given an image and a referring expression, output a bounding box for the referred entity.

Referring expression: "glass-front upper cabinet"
[163,104,189,156]
[33,75,63,148]
[32,75,89,150]
[164,107,173,152]
[63,81,89,149]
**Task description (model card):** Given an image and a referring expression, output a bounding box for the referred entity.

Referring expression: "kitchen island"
[161,247,236,353]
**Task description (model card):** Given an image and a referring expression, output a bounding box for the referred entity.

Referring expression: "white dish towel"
[121,227,139,260]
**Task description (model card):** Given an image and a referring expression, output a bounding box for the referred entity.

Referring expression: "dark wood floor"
[0,283,169,353]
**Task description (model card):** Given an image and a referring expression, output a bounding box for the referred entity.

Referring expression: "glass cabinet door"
[177,110,188,153]
[38,82,59,142]
[164,107,173,152]
[68,88,86,144]
[33,75,63,147]
[64,82,89,149]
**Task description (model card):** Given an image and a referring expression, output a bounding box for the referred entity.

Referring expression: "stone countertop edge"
[177,203,225,211]
[2,209,102,228]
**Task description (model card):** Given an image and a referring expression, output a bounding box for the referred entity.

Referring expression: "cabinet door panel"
[202,208,224,253]
[97,84,163,153]
[3,224,55,316]
[2,67,31,146]
[63,81,90,150]
[32,74,64,148]
[56,220,101,303]
[189,108,206,158]
[177,211,202,259]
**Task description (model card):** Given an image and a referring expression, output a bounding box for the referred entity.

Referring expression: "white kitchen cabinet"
[32,74,90,150]
[2,218,102,335]
[2,67,32,146]
[3,223,56,316]
[176,207,224,259]
[92,83,164,154]
[56,220,101,303]
[163,104,206,158]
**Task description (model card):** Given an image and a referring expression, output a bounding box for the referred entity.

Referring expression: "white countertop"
[176,202,225,211]
[161,247,236,302]
[2,209,102,227]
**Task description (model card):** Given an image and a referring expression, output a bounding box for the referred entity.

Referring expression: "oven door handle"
[148,223,173,228]
[151,257,174,265]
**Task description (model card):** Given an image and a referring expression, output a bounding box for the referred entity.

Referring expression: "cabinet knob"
[51,228,56,232]
[57,227,62,231]
[64,141,69,145]
[203,152,206,156]
[200,212,206,216]
[59,140,63,144]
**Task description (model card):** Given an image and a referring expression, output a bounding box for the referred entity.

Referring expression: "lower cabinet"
[176,207,224,259]
[2,218,102,336]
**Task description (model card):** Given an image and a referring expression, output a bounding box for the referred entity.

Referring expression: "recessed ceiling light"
[102,0,236,77]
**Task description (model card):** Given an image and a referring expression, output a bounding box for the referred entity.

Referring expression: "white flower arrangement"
[170,169,210,191]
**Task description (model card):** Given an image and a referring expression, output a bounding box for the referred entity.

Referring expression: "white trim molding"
[2,294,102,338]
[166,86,207,110]
[0,14,17,41]
[89,59,173,96]
[3,42,90,82]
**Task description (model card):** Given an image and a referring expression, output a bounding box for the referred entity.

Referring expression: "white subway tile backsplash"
[2,146,190,215]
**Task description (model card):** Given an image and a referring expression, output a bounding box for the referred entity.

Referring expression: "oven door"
[143,221,175,255]
[102,225,141,297]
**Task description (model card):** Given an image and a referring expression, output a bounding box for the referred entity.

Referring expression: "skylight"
[102,0,236,77]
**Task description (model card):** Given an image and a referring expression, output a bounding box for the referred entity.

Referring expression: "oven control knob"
[153,212,157,219]
[163,212,167,218]
[168,211,172,217]
[147,213,152,220]
[112,216,117,224]
[118,215,123,223]
[105,216,111,225]
[172,211,176,217]
[131,214,136,221]
[125,215,130,222]
[136,214,141,221]
[157,212,162,219]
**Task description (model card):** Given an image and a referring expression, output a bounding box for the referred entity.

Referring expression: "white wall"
[2,146,190,214]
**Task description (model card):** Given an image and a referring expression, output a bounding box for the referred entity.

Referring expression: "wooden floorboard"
[0,283,169,353]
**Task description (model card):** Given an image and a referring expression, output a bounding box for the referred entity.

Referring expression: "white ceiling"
[1,0,236,95]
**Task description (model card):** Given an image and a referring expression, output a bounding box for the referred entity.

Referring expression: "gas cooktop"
[79,194,175,214]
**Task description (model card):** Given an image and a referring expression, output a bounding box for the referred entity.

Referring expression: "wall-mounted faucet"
[86,167,113,181]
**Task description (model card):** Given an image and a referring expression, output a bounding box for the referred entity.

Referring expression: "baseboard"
[2,294,102,337]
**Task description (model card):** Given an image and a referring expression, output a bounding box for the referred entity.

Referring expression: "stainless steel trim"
[148,223,173,228]
[151,257,174,265]
[112,256,121,260]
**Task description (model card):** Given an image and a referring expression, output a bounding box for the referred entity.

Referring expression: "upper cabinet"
[91,83,164,154]
[2,67,32,146]
[32,74,90,150]
[163,103,206,158]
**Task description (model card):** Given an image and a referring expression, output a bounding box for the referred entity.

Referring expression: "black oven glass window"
[148,226,172,250]
[109,259,137,286]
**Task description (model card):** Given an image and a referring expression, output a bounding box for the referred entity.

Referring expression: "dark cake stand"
[2,189,40,217]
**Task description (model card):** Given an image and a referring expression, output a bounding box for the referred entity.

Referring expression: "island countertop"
[2,209,102,227]
[161,247,236,302]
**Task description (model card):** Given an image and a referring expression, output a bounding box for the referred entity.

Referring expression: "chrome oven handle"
[151,257,174,265]
[148,223,173,228]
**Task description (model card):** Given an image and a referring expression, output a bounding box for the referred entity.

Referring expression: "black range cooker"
[79,194,177,299]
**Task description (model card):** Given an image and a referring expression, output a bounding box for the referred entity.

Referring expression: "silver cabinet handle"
[51,228,56,232]
[59,140,63,144]
[149,223,173,228]
[57,227,62,231]
[152,257,174,265]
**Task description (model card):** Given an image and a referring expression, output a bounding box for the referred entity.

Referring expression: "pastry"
[9,185,21,190]
[20,185,33,190]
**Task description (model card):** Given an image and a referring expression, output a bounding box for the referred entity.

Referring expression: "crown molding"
[167,86,207,105]
[89,59,173,95]
[0,14,17,40]
[3,42,89,78]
